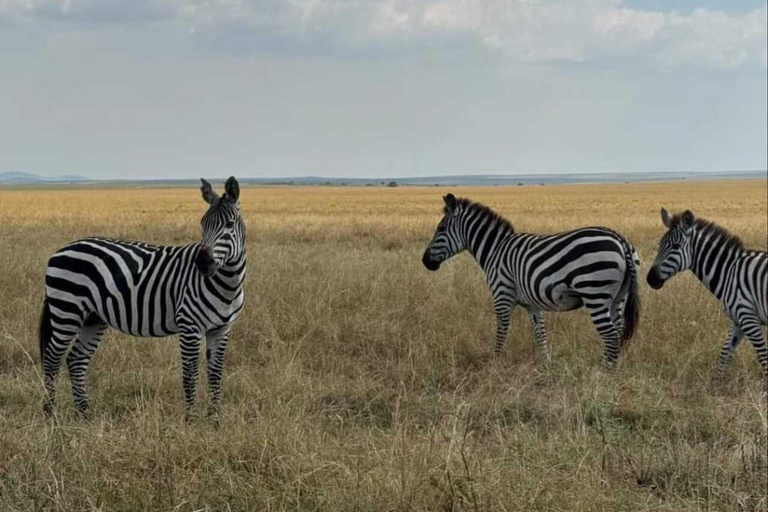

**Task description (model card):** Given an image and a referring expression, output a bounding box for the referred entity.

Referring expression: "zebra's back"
[45,237,197,337]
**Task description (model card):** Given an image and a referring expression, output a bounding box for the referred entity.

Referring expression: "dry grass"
[0,180,766,511]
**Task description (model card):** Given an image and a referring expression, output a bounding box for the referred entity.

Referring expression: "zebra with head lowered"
[422,194,640,368]
[647,208,767,390]
[40,177,246,420]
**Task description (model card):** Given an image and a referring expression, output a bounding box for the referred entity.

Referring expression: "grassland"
[0,180,766,511]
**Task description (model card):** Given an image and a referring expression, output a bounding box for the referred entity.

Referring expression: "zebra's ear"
[224,176,240,203]
[201,179,220,205]
[660,207,671,228]
[682,210,695,231]
[443,193,458,216]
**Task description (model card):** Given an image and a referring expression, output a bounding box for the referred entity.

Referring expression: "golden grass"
[0,180,766,511]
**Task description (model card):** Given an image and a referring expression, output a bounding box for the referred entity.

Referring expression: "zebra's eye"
[226,220,235,229]
[671,242,681,250]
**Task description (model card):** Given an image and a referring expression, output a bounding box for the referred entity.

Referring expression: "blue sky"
[0,1,766,179]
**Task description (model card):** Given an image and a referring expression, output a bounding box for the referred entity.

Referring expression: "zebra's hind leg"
[715,323,743,383]
[205,325,231,420]
[41,299,82,417]
[738,315,768,392]
[610,299,625,341]
[527,311,550,367]
[585,301,621,369]
[66,314,108,417]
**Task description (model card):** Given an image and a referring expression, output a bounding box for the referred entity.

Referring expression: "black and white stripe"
[647,208,767,389]
[422,194,640,368]
[40,177,246,419]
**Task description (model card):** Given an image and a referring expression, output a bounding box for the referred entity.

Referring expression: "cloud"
[2,0,766,69]
[0,0,176,23]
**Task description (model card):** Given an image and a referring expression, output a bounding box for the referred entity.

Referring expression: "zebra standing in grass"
[647,208,767,389]
[422,194,640,368]
[40,177,246,420]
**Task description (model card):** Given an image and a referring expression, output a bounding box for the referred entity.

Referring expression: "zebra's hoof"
[208,412,222,429]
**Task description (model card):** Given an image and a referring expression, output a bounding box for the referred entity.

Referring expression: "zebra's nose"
[195,245,218,277]
[422,251,440,272]
[646,267,665,290]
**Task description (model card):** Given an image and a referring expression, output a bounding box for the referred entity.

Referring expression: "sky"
[0,0,766,180]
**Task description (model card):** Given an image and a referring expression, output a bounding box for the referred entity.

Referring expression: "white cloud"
[1,0,177,22]
[1,0,766,70]
[593,8,666,41]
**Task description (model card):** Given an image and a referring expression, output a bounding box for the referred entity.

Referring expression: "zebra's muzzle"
[195,246,219,277]
[646,267,665,290]
[422,251,441,272]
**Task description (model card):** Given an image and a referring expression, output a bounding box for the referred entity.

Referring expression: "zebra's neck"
[204,251,246,301]
[460,208,514,272]
[689,224,745,300]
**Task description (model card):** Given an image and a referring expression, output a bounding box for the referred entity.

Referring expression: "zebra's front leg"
[205,324,231,419]
[715,323,743,382]
[178,328,203,422]
[527,310,549,366]
[66,316,108,417]
[586,302,621,369]
[493,299,515,355]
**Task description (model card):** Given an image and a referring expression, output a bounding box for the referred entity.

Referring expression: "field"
[0,180,766,511]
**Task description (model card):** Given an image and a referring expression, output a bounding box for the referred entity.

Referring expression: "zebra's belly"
[517,285,584,312]
[82,294,179,338]
[98,310,179,338]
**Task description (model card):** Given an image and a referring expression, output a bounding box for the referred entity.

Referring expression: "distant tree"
[387,181,398,188]
[517,182,524,186]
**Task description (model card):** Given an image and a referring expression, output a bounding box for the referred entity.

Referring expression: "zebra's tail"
[620,244,641,349]
[39,298,52,367]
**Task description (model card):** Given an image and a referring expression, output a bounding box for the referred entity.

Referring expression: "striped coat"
[40,177,246,419]
[648,208,767,389]
[423,194,640,367]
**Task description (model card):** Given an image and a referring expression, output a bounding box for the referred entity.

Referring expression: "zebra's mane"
[449,198,515,234]
[670,213,745,251]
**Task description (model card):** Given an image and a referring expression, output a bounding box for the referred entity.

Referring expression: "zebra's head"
[196,177,245,277]
[647,207,695,290]
[422,193,466,271]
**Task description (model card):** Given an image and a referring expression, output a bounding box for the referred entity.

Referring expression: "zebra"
[647,208,767,390]
[40,177,246,420]
[422,194,640,368]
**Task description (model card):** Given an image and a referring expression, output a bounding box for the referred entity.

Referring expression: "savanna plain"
[0,180,766,512]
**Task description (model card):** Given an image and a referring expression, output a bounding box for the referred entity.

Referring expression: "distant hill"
[0,171,89,183]
[1,170,765,186]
